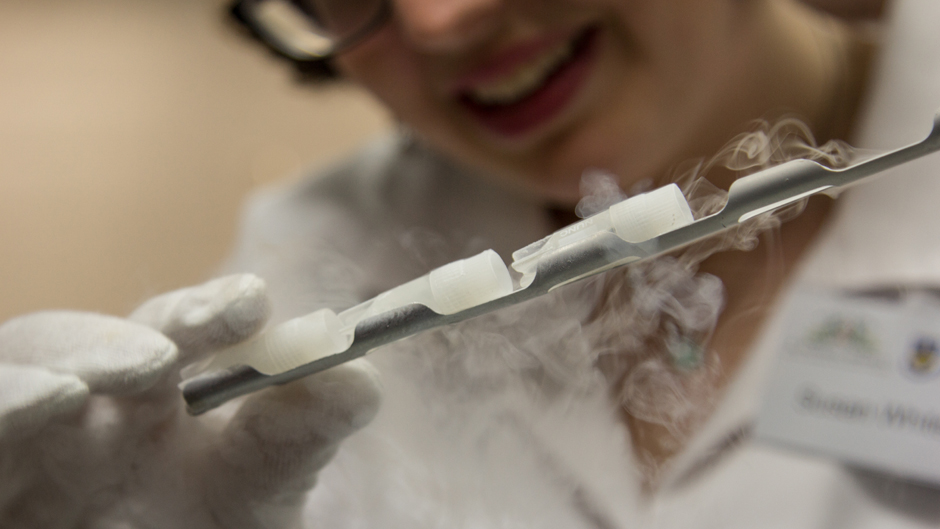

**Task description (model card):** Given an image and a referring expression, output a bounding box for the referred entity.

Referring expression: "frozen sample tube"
[512,184,694,286]
[355,249,513,318]
[194,250,514,377]
[198,308,351,376]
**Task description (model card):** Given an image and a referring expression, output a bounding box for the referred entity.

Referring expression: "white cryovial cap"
[202,308,350,376]
[428,249,513,314]
[609,183,694,242]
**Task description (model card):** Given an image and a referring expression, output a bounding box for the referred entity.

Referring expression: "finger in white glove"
[205,358,382,526]
[0,311,176,527]
[125,273,384,525]
[0,364,88,440]
[129,274,270,360]
[0,273,383,529]
[0,311,178,394]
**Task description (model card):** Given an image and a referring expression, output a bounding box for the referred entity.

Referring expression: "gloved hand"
[0,274,382,529]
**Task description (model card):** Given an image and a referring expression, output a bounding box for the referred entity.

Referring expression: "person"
[1,0,938,527]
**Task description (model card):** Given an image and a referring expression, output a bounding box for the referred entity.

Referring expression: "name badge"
[755,288,940,484]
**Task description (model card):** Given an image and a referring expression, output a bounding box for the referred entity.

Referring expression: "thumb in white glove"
[0,274,382,529]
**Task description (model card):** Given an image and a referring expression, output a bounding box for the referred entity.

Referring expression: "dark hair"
[226,1,342,83]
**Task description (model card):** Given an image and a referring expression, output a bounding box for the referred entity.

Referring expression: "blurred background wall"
[0,0,392,321]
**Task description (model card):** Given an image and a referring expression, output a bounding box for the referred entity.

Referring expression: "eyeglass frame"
[228,0,393,63]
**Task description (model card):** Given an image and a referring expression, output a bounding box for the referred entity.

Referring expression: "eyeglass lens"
[289,0,387,41]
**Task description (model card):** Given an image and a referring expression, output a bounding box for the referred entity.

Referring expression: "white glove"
[0,274,382,529]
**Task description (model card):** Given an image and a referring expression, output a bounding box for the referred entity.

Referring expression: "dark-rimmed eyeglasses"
[230,0,391,61]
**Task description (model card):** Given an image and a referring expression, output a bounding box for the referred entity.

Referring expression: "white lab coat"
[225,0,940,526]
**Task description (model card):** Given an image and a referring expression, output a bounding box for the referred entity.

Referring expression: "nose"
[392,0,505,53]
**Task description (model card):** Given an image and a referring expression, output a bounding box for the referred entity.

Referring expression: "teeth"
[467,40,575,106]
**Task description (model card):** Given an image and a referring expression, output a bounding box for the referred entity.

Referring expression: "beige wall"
[0,0,392,321]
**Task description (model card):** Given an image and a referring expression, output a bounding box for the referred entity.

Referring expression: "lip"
[454,26,600,138]
[452,30,580,92]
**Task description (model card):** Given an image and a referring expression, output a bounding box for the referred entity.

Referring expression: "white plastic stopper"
[609,184,694,243]
[207,308,350,376]
[428,250,513,314]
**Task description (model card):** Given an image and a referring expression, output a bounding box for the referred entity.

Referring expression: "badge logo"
[788,314,886,370]
[809,316,878,352]
[904,337,940,379]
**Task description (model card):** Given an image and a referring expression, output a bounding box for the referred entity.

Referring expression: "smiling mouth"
[456,27,599,138]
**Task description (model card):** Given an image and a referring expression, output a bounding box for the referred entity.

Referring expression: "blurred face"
[334,0,763,204]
